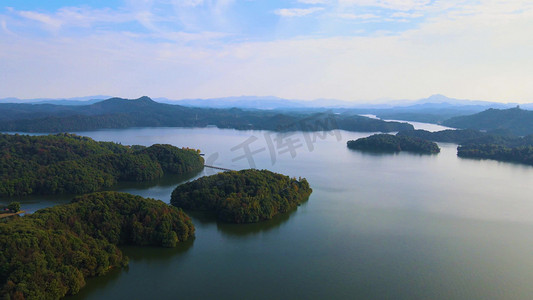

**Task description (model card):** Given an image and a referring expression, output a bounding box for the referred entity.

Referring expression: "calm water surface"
[4,125,533,299]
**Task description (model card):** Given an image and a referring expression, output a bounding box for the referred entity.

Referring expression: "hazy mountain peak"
[96,96,156,105]
[136,96,154,102]
[426,94,452,102]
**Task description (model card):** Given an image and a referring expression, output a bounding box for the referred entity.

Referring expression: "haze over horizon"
[0,93,525,106]
[1,1,532,103]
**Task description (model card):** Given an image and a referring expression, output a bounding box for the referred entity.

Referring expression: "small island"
[171,169,312,223]
[0,192,194,299]
[396,129,488,144]
[457,135,533,165]
[347,134,440,154]
[0,133,204,197]
[397,129,533,166]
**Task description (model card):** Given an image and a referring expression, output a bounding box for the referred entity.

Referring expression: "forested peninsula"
[171,169,312,223]
[443,106,533,136]
[396,129,488,144]
[0,133,204,197]
[457,135,533,165]
[347,134,440,154]
[0,96,413,133]
[0,192,194,299]
[397,129,533,165]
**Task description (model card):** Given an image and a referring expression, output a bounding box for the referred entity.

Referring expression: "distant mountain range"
[2,94,533,133]
[2,94,529,110]
[0,96,413,133]
[361,95,519,124]
[155,96,359,110]
[0,95,111,106]
[154,94,528,111]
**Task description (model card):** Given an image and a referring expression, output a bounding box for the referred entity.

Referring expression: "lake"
[5,124,533,299]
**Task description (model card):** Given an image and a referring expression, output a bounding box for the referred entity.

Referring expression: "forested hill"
[456,134,533,165]
[347,134,440,154]
[171,169,312,223]
[0,192,194,299]
[443,107,533,136]
[0,96,413,133]
[0,133,204,197]
[397,129,488,144]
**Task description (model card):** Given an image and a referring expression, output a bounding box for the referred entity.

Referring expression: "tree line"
[397,129,533,165]
[0,133,204,197]
[171,169,312,223]
[0,97,414,133]
[347,134,440,154]
[443,106,533,136]
[0,192,194,299]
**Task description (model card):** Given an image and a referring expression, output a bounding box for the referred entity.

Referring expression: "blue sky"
[1,0,533,102]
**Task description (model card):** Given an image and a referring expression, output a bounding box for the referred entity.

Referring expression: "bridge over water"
[204,165,236,172]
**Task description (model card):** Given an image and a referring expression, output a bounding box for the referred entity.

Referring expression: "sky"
[1,0,532,103]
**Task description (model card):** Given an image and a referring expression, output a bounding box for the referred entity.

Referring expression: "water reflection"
[111,171,204,191]
[215,209,295,238]
[348,148,402,157]
[66,267,124,300]
[1,170,205,214]
[0,193,74,214]
[349,148,439,157]
[108,170,205,202]
[186,203,308,238]
[67,241,196,300]
[120,240,195,262]
[457,155,533,170]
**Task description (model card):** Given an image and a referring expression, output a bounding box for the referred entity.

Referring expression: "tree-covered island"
[397,129,533,166]
[456,135,533,165]
[171,169,312,223]
[347,134,440,154]
[0,192,194,299]
[396,129,488,144]
[0,133,204,197]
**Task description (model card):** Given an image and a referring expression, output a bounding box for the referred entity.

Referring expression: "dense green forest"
[347,134,440,154]
[397,129,533,165]
[457,135,533,165]
[0,192,194,299]
[443,106,533,136]
[0,133,204,197]
[171,169,312,223]
[457,144,533,165]
[0,96,413,133]
[396,129,489,144]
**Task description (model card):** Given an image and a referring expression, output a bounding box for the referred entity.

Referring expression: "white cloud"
[275,7,325,17]
[15,7,140,32]
[391,12,423,18]
[1,19,14,35]
[298,0,330,4]
[212,0,236,15]
[173,0,205,7]
[18,10,63,30]
[2,0,533,102]
[154,30,229,42]
[4,5,232,45]
[338,13,379,20]
[338,0,431,11]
